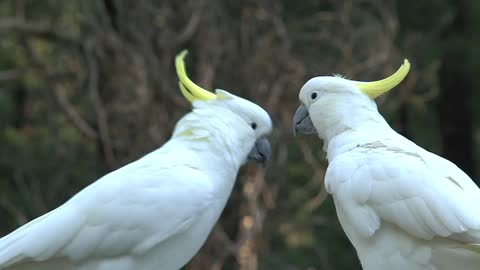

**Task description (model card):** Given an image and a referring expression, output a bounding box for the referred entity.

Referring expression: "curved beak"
[247,137,271,165]
[293,104,317,136]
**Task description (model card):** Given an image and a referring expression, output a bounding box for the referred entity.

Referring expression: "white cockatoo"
[293,60,480,270]
[0,50,272,270]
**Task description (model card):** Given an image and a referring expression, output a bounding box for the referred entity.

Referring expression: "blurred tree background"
[0,0,479,269]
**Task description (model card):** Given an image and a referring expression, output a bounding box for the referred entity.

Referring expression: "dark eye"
[250,122,257,130]
[311,92,318,99]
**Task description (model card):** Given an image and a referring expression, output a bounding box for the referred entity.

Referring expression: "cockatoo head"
[293,60,410,141]
[173,50,272,166]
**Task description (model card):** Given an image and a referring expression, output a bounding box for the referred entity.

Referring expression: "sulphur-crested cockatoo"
[293,60,480,270]
[0,50,272,270]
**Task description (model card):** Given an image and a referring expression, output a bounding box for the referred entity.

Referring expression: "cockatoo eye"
[311,92,318,100]
[250,122,257,130]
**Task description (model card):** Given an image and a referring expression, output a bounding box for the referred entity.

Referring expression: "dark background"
[0,0,479,269]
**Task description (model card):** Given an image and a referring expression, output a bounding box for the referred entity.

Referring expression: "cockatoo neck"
[172,106,254,175]
[310,97,396,161]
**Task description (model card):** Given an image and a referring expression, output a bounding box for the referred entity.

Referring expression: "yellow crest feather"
[355,59,410,99]
[175,50,216,102]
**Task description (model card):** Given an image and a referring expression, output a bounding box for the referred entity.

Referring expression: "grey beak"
[293,104,318,136]
[247,137,271,165]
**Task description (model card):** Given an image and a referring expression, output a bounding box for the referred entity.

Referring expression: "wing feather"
[326,141,480,243]
[0,155,214,268]
[0,203,85,267]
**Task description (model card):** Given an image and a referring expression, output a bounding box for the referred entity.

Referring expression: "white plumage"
[0,52,272,270]
[293,61,480,270]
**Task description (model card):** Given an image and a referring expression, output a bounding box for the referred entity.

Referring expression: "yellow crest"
[355,59,411,98]
[175,50,216,102]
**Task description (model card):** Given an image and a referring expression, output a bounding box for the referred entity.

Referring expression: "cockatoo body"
[294,61,480,270]
[0,51,272,270]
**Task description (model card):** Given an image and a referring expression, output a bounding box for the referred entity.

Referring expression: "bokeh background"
[0,0,479,269]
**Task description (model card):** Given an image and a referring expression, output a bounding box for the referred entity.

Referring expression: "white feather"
[298,75,480,269]
[0,91,272,270]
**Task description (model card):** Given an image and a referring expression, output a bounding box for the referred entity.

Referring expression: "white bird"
[0,50,272,270]
[293,60,480,270]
